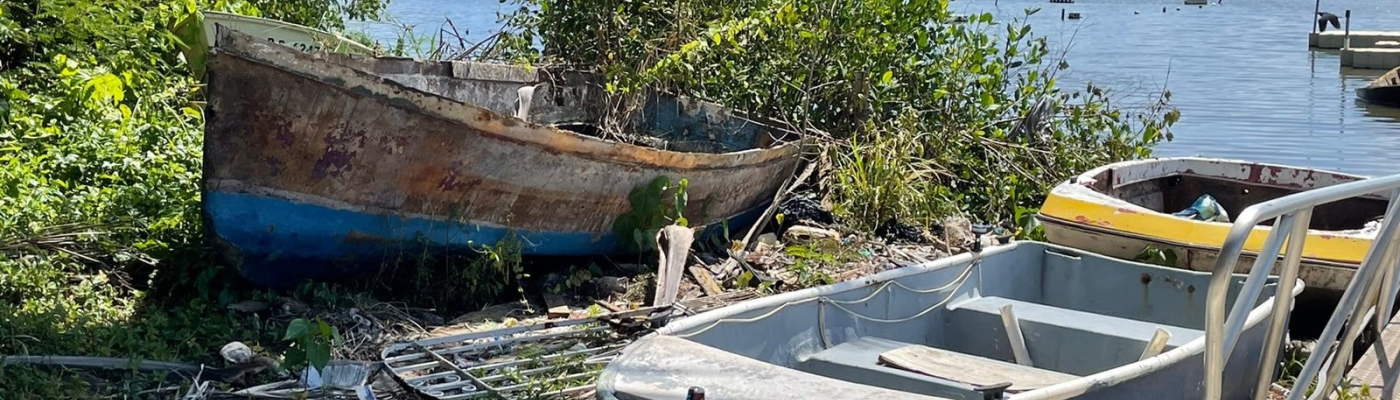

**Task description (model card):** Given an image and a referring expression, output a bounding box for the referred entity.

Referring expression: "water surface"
[352,0,1400,175]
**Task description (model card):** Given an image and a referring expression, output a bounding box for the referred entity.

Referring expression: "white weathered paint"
[1310,31,1400,49]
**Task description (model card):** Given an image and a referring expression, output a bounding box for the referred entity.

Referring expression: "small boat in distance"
[1037,157,1382,298]
[201,27,804,287]
[1357,66,1400,108]
[597,242,1297,399]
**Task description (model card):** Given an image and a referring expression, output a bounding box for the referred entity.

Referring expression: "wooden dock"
[1345,312,1400,398]
[1310,31,1400,50]
[1341,47,1400,70]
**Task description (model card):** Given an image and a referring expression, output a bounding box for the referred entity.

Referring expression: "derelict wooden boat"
[597,242,1298,399]
[201,27,803,286]
[1357,66,1400,108]
[1037,157,1383,295]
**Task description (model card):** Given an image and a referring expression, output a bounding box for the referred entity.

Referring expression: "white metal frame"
[1204,174,1400,400]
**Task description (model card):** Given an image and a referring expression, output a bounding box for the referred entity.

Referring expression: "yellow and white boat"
[1038,157,1383,295]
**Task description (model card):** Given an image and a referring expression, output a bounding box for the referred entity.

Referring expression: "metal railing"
[1204,173,1400,400]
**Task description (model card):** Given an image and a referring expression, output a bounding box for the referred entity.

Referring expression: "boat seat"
[945,296,1204,375]
[798,336,1078,400]
[602,335,945,400]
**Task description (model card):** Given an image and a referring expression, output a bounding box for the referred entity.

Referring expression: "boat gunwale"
[1360,66,1400,90]
[1036,212,1361,271]
[208,27,807,172]
[1039,157,1379,265]
[620,241,1302,400]
[201,11,376,54]
[1071,156,1374,195]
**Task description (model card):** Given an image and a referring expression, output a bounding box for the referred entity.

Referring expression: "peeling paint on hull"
[205,191,767,287]
[1038,157,1383,292]
[202,28,804,286]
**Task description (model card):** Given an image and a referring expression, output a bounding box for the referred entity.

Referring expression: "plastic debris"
[234,360,388,400]
[784,225,840,246]
[756,233,780,247]
[301,360,375,390]
[220,341,254,364]
[1172,194,1231,222]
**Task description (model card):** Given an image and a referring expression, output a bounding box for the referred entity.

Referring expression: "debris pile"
[31,194,996,400]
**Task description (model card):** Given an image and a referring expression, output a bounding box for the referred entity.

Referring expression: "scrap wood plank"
[652,225,694,306]
[544,293,571,319]
[878,345,1078,392]
[687,266,725,297]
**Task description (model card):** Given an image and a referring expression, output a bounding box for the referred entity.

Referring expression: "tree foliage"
[0,0,385,396]
[491,0,1178,230]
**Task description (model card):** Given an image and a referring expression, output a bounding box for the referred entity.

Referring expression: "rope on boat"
[817,259,980,347]
[819,259,978,324]
[824,258,982,305]
[673,297,821,338]
[673,257,982,342]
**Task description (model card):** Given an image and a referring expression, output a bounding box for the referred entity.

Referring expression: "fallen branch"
[738,146,823,253]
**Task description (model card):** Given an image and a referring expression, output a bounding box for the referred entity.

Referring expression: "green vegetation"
[492,0,1178,232]
[0,0,403,397]
[280,317,341,375]
[611,176,690,253]
[1275,342,1377,400]
[2,0,1181,397]
[1135,245,1179,267]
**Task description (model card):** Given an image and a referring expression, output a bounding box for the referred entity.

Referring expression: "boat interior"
[646,243,1281,399]
[1364,66,1400,90]
[308,52,798,154]
[1082,161,1388,231]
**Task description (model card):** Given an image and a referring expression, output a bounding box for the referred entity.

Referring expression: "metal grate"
[382,306,677,399]
[1201,173,1400,400]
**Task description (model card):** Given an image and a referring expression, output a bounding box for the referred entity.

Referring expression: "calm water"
[351,0,1400,176]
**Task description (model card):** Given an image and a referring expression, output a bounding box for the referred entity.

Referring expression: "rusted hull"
[202,28,802,286]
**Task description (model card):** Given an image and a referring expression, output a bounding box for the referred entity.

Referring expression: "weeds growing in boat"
[1135,246,1180,267]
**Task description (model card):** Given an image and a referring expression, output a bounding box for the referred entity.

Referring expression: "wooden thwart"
[878,345,1078,392]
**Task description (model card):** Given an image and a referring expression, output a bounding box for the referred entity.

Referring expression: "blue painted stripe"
[204,191,766,287]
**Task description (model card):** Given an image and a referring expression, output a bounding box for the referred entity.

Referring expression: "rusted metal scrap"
[381,306,672,400]
[381,292,756,400]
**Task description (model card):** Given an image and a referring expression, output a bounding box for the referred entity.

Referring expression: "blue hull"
[205,191,766,287]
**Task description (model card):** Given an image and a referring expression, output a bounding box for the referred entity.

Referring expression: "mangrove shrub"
[490,0,1178,232]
